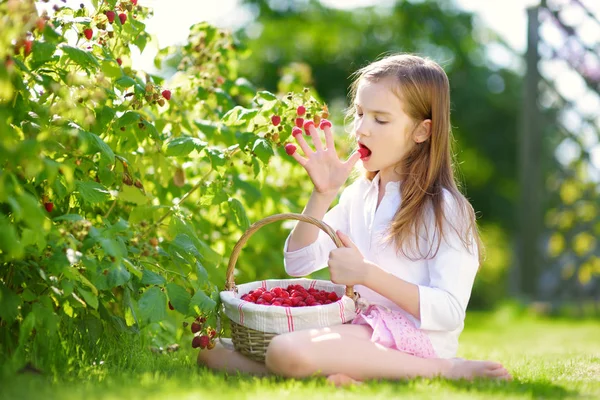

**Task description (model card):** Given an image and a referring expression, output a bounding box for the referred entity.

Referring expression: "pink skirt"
[351,304,437,358]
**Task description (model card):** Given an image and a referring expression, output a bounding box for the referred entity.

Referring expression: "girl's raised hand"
[285,120,362,195]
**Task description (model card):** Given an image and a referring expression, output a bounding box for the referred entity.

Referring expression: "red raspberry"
[284,143,296,155]
[162,90,171,100]
[297,301,306,307]
[199,335,210,349]
[328,292,339,301]
[295,117,304,128]
[192,336,202,348]
[83,28,93,40]
[261,292,274,302]
[358,147,370,158]
[272,287,283,296]
[319,119,332,129]
[131,0,138,5]
[303,120,314,135]
[272,301,282,306]
[271,115,281,126]
[44,202,54,213]
[291,297,301,306]
[24,40,33,56]
[119,13,127,25]
[297,105,306,116]
[116,58,122,66]
[191,322,201,333]
[291,127,302,137]
[105,10,116,24]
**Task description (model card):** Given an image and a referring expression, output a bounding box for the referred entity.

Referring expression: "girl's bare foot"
[326,373,363,387]
[442,358,512,381]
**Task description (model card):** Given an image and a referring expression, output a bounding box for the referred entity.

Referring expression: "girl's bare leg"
[197,339,270,376]
[265,324,512,382]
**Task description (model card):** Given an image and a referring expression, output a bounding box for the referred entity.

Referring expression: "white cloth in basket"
[220,278,357,334]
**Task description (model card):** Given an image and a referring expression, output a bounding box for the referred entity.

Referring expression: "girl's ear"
[414,119,432,143]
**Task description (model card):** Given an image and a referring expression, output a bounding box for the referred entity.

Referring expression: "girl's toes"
[326,373,363,387]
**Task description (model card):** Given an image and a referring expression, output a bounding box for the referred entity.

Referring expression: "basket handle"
[225,213,356,299]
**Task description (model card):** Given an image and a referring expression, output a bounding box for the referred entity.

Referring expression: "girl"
[198,53,512,385]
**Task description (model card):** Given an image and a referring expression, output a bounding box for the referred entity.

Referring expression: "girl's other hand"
[286,120,361,195]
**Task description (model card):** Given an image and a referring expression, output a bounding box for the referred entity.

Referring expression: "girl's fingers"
[321,123,335,151]
[305,122,323,152]
[292,128,314,157]
[285,143,308,167]
[343,150,362,169]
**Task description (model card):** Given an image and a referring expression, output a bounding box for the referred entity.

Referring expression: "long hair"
[344,53,483,262]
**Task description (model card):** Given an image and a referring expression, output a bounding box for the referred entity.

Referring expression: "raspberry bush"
[0,0,331,368]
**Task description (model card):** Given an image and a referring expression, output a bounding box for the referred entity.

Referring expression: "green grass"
[1,304,599,400]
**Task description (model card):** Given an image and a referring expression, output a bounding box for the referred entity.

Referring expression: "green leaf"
[0,285,23,324]
[166,283,191,314]
[256,90,277,101]
[62,45,100,71]
[107,263,131,288]
[138,287,167,324]
[252,138,274,164]
[119,185,148,205]
[188,289,216,316]
[204,148,227,168]
[228,198,250,231]
[79,130,115,163]
[77,287,98,310]
[117,111,141,128]
[31,41,57,67]
[164,136,207,157]
[17,192,47,230]
[115,76,137,89]
[101,60,122,78]
[76,181,111,204]
[222,106,258,127]
[141,269,166,285]
[0,216,24,259]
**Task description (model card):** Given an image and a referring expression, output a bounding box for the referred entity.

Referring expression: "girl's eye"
[375,119,387,125]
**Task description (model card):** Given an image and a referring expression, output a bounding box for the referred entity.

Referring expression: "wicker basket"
[219,213,358,363]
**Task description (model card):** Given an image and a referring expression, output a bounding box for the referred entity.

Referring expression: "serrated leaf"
[166,283,191,314]
[138,287,167,324]
[141,269,166,285]
[107,263,130,288]
[188,289,216,316]
[77,287,98,309]
[76,181,111,204]
[222,106,258,126]
[252,138,274,164]
[256,90,277,101]
[117,111,141,127]
[165,136,207,157]
[61,45,99,71]
[204,148,227,168]
[228,198,250,231]
[79,130,115,162]
[115,76,137,89]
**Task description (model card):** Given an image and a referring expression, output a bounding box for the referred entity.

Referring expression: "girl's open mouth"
[358,143,372,160]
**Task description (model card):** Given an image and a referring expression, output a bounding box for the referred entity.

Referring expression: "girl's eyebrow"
[354,103,392,115]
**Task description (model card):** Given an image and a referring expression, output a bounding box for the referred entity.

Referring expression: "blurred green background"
[149,0,596,313]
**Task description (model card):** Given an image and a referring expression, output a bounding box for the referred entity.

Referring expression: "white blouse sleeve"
[282,188,351,277]
[416,194,480,332]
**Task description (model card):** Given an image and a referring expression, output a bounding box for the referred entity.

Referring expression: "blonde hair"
[344,53,483,262]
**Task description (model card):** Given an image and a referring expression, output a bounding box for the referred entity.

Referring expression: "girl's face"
[353,77,418,181]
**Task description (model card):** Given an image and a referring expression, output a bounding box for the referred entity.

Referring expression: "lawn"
[1,304,598,400]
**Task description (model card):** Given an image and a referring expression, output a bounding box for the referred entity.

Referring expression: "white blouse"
[283,172,480,359]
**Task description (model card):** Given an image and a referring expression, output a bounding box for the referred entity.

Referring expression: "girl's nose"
[354,118,370,138]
